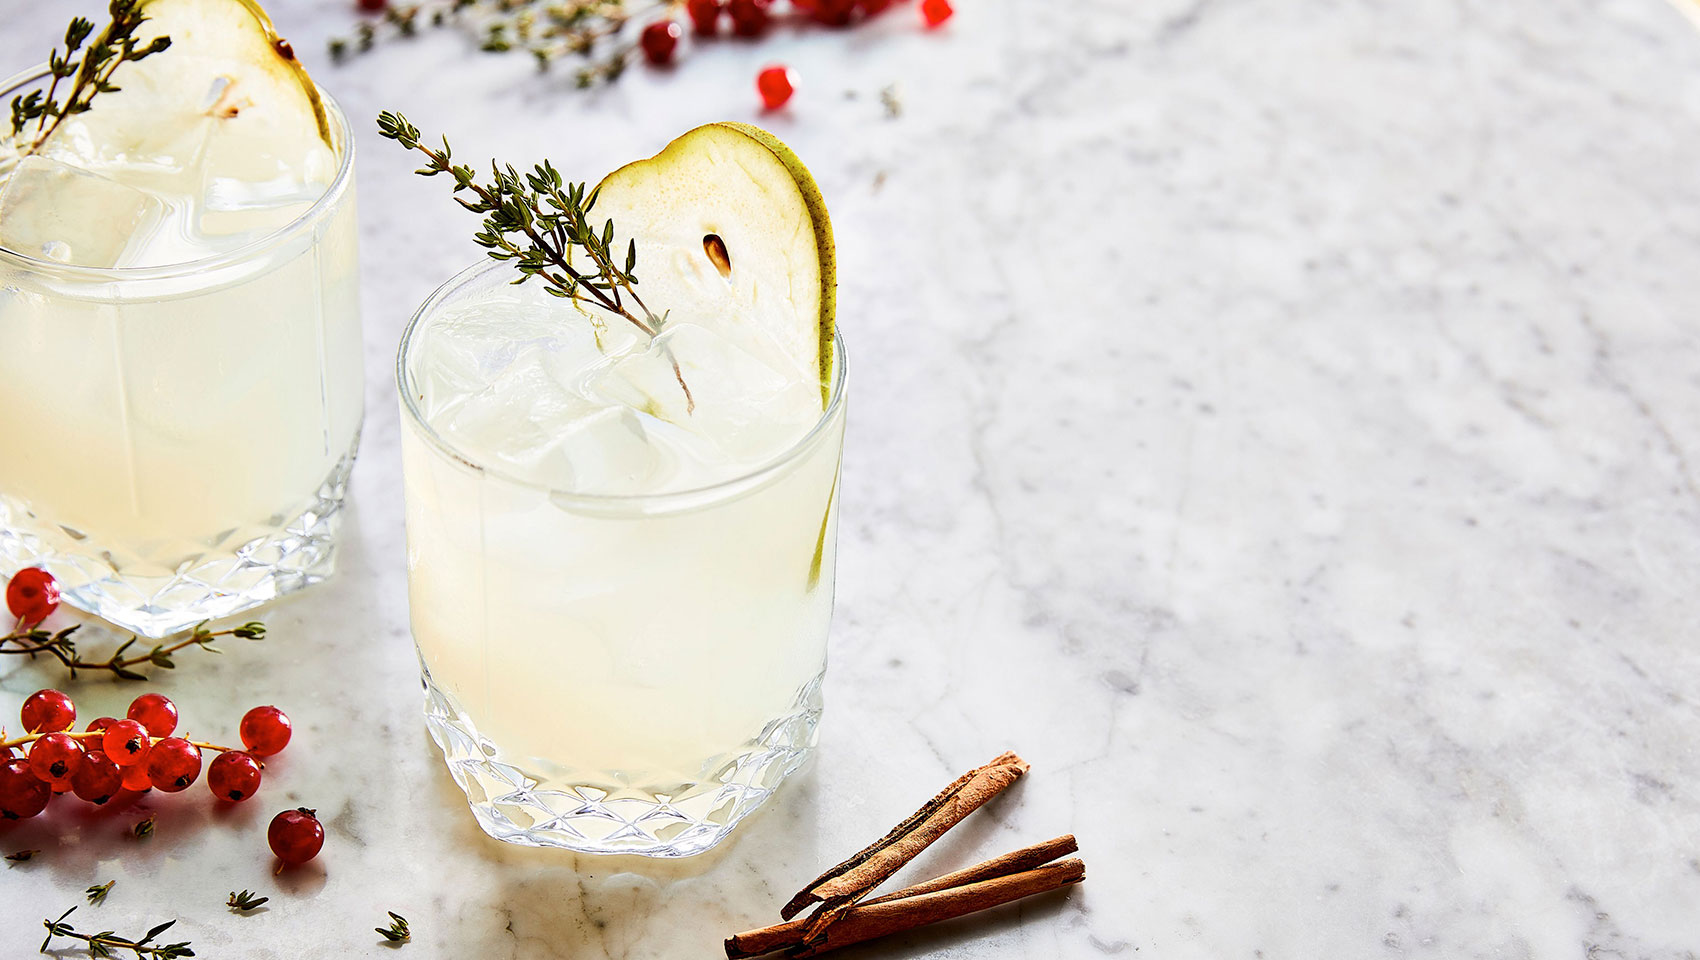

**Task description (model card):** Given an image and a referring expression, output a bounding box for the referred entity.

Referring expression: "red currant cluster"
[0,690,289,817]
[641,0,954,109]
[2,689,323,866]
[668,0,951,48]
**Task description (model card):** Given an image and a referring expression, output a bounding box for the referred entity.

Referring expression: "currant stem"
[0,729,104,751]
[0,729,237,754]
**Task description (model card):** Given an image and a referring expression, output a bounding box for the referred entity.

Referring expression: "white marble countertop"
[5,0,1700,956]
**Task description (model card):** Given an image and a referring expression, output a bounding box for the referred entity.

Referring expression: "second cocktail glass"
[0,64,363,640]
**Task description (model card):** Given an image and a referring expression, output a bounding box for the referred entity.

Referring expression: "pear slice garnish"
[591,122,837,407]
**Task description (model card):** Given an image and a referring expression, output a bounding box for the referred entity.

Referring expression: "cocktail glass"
[397,260,848,857]
[0,66,364,639]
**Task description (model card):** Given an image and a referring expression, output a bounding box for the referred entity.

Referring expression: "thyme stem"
[0,621,264,681]
[8,2,172,156]
[40,906,194,959]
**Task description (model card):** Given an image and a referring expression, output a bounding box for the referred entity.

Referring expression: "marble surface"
[5,0,1700,956]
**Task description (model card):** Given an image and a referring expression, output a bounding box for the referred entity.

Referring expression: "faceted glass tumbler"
[0,67,364,639]
[397,261,848,857]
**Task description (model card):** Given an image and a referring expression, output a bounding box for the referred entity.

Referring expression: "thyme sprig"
[7,849,41,863]
[87,881,116,905]
[7,1,171,156]
[226,890,268,912]
[333,1,675,88]
[0,620,265,682]
[376,110,693,410]
[40,907,194,959]
[376,911,412,943]
[376,111,657,328]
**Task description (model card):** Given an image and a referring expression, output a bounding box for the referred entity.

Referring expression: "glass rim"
[0,63,356,281]
[396,257,849,512]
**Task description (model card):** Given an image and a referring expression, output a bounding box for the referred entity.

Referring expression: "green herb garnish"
[8,1,171,156]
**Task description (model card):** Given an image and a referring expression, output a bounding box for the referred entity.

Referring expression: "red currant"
[126,693,179,738]
[809,0,858,26]
[920,0,951,27]
[686,0,722,35]
[86,717,117,733]
[27,732,83,788]
[728,0,771,36]
[102,719,152,767]
[20,689,75,733]
[207,751,263,802]
[357,0,388,12]
[121,762,154,793]
[268,807,324,865]
[6,567,60,625]
[145,737,201,792]
[71,749,123,804]
[239,706,292,757]
[0,757,52,819]
[757,64,796,110]
[640,20,682,65]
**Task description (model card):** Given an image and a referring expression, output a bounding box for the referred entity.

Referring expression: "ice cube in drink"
[0,156,164,267]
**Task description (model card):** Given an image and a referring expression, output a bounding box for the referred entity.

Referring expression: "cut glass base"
[0,437,359,639]
[420,660,823,857]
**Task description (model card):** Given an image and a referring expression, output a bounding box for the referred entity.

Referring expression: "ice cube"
[540,406,667,495]
[0,156,163,268]
[43,107,211,176]
[592,322,820,464]
[411,294,639,421]
[425,324,670,493]
[174,116,330,245]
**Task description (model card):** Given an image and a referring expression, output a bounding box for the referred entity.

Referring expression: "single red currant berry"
[126,693,179,738]
[103,719,152,767]
[121,761,154,793]
[239,706,292,757]
[20,688,75,733]
[640,20,682,65]
[268,807,325,865]
[728,0,770,36]
[686,0,722,35]
[71,750,124,805]
[145,737,201,792]
[207,751,263,802]
[86,717,117,733]
[27,732,83,789]
[757,64,796,110]
[6,567,60,625]
[920,0,951,27]
[0,757,52,819]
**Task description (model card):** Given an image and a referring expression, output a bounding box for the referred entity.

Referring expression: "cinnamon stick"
[724,835,1078,959]
[726,859,1085,959]
[862,834,1078,905]
[779,751,1030,922]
